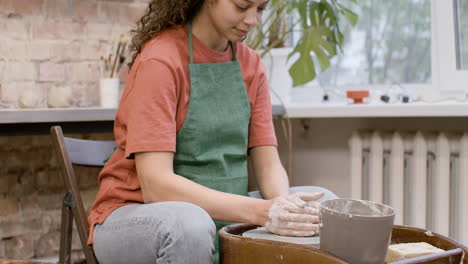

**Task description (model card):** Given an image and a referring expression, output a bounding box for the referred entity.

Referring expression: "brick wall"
[0,132,114,261]
[0,0,149,261]
[0,0,149,108]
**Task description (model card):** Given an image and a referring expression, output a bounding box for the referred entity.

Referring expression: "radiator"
[349,131,468,245]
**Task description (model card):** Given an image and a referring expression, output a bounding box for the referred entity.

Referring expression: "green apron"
[173,23,251,264]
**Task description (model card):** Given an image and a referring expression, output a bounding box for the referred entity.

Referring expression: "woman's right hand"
[263,192,324,237]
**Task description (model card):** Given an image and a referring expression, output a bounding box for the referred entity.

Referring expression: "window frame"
[428,0,468,101]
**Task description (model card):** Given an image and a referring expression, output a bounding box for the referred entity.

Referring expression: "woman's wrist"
[250,198,273,226]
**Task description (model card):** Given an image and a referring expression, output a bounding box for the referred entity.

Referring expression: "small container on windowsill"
[99,78,120,108]
[346,90,370,104]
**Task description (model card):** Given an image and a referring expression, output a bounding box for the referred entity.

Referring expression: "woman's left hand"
[263,192,324,237]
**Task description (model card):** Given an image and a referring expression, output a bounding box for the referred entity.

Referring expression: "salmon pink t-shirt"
[87,25,277,245]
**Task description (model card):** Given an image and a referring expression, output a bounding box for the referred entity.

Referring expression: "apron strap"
[188,22,237,64]
[229,42,237,61]
[189,22,194,64]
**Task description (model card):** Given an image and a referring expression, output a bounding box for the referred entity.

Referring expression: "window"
[295,0,468,102]
[315,0,432,86]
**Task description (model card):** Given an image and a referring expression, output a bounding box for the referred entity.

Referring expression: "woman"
[88,0,337,263]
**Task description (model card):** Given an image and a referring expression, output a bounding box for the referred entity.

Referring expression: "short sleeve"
[123,59,178,158]
[248,60,278,148]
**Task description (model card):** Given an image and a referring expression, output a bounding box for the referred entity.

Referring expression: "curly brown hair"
[127,0,206,69]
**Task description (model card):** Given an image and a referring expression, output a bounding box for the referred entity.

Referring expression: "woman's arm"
[135,151,272,225]
[249,145,289,199]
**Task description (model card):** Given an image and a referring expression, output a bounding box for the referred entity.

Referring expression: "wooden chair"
[50,126,116,264]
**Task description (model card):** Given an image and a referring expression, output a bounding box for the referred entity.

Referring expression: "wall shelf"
[3,101,468,125]
[0,105,285,124]
[0,105,285,135]
[0,107,117,124]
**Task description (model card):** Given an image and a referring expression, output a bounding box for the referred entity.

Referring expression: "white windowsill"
[281,101,468,118]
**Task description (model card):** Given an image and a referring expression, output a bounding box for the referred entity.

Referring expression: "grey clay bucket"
[319,198,395,264]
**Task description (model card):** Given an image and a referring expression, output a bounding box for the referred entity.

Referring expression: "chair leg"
[59,192,73,264]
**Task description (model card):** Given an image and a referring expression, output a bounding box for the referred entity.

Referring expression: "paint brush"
[107,37,116,74]
[99,56,105,78]
[116,40,127,73]
[110,35,126,78]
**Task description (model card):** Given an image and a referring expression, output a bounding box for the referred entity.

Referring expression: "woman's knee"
[140,202,215,244]
[93,202,215,264]
[149,202,216,262]
[169,202,216,242]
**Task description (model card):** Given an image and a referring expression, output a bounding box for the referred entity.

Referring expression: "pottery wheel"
[242,227,320,248]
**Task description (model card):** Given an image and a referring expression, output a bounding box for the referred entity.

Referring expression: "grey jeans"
[93,186,338,264]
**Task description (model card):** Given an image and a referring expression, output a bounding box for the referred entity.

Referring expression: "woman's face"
[206,0,269,42]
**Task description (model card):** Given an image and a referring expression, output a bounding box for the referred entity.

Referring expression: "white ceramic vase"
[261,47,293,105]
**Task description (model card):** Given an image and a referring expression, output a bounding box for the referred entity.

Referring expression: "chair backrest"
[50,126,116,264]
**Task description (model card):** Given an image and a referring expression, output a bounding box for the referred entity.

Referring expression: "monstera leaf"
[289,25,338,86]
[246,0,358,87]
[288,0,357,86]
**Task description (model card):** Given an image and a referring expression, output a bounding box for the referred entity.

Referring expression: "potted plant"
[246,0,358,102]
